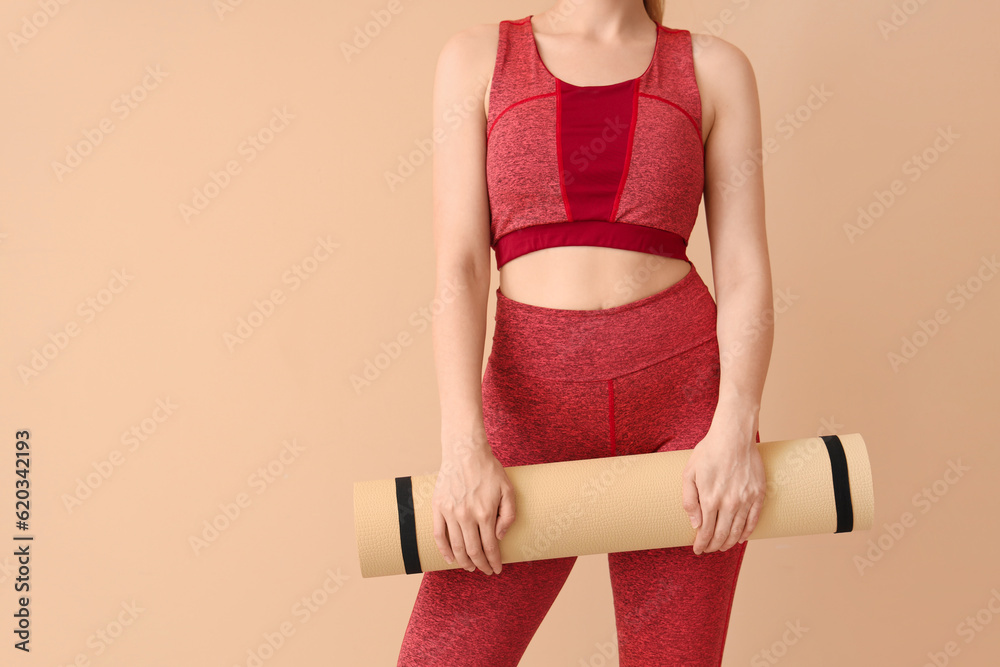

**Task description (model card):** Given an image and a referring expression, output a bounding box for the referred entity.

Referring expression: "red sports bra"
[486,15,704,269]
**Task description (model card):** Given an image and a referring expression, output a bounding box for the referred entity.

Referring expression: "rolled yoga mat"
[354,433,874,578]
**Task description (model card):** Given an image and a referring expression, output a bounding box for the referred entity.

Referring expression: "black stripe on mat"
[821,435,854,533]
[395,476,422,574]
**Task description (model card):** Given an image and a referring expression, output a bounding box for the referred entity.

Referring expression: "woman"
[398,0,772,664]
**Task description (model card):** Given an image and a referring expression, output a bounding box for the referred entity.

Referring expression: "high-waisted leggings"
[397,261,759,667]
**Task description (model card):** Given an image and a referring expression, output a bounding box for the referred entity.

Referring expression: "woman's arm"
[681,34,772,555]
[430,25,494,456]
[427,24,515,576]
[699,35,773,446]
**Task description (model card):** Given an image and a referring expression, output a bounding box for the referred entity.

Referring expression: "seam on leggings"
[608,333,719,382]
[489,333,719,383]
[483,369,612,384]
[716,541,748,667]
[608,378,616,455]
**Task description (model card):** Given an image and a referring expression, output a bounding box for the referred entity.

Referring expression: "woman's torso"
[484,14,713,311]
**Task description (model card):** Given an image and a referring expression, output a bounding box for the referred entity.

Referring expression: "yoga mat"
[354,433,874,578]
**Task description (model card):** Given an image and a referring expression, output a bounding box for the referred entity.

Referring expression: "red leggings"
[398,261,756,666]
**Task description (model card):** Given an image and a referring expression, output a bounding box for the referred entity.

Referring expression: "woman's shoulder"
[687,32,758,129]
[688,31,756,88]
[436,20,502,74]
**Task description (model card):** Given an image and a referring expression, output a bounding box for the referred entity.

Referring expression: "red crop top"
[486,15,704,269]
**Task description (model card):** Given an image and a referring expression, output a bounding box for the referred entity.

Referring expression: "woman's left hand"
[681,427,767,554]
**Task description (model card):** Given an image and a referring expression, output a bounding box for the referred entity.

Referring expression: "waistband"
[489,261,718,381]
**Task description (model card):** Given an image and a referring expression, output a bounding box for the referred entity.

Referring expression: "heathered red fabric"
[486,15,704,268]
[397,263,761,666]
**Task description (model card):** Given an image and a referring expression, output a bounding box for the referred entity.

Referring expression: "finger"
[694,506,717,555]
[480,510,502,575]
[740,497,764,543]
[681,467,702,532]
[446,517,473,570]
[461,519,493,574]
[433,509,455,564]
[722,504,749,551]
[708,505,736,553]
[495,482,516,542]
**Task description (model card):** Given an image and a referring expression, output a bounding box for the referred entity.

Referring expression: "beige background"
[2,0,998,665]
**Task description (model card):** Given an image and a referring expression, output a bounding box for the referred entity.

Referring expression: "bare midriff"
[497,248,691,310]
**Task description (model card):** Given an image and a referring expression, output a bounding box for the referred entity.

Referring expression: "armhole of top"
[486,21,509,133]
[685,29,704,141]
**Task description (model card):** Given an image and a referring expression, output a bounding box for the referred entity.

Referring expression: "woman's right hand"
[431,438,516,576]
